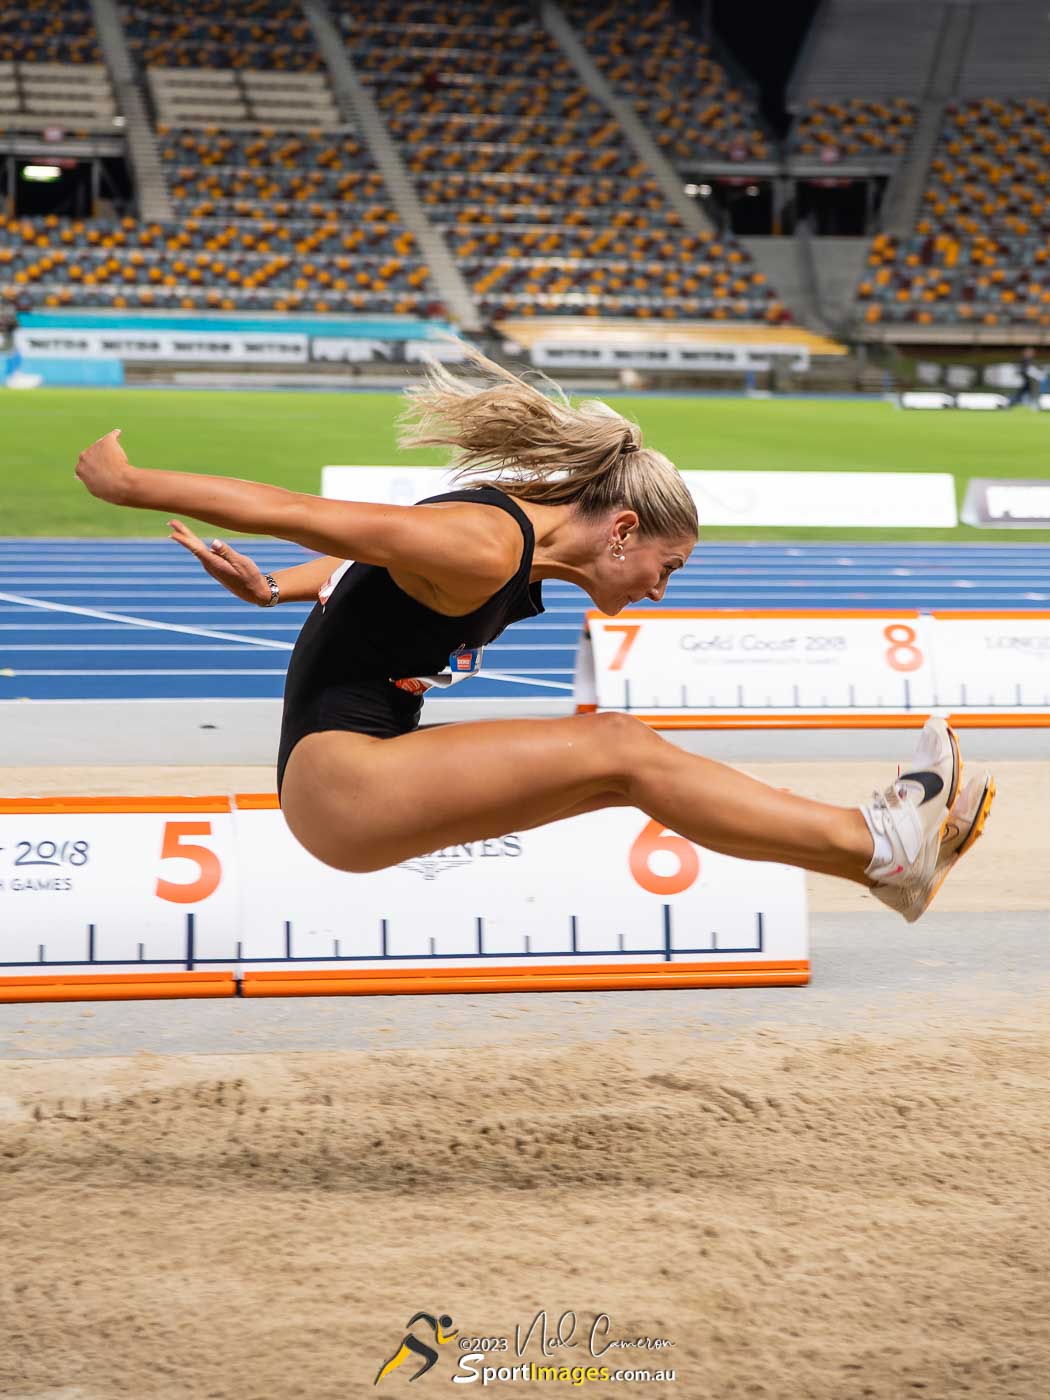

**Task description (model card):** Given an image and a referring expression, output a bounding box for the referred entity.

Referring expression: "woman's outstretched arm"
[74,429,519,602]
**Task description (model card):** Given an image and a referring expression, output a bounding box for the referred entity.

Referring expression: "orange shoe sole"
[925,774,996,917]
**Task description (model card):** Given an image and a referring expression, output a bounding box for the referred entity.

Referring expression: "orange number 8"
[629,818,700,896]
[883,623,924,673]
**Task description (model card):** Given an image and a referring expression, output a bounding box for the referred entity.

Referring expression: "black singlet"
[276,487,545,797]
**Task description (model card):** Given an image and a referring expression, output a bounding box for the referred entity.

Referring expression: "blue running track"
[0,540,1047,703]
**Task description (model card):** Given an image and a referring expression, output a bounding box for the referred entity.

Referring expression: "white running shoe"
[863,717,962,924]
[934,771,996,887]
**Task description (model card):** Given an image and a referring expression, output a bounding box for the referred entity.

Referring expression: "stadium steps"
[806,235,870,334]
[788,0,947,103]
[89,0,173,222]
[740,236,827,333]
[539,0,713,237]
[957,0,1050,95]
[927,2,973,99]
[879,98,943,236]
[302,0,480,330]
[879,3,972,236]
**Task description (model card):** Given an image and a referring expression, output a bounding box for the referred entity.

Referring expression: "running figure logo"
[373,1311,458,1385]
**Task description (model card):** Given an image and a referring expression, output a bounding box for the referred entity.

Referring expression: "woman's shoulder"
[415,492,527,566]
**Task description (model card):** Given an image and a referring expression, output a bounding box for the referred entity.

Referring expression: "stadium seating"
[0,0,433,316]
[0,209,431,314]
[787,99,916,159]
[858,99,1050,326]
[120,0,323,71]
[559,0,771,165]
[329,0,782,321]
[0,0,100,65]
[0,0,786,323]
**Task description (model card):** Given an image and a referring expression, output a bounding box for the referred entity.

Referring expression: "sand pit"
[1,758,1047,1398]
[2,1017,1049,1399]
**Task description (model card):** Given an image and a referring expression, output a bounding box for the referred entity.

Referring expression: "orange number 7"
[156,821,222,905]
[605,624,641,671]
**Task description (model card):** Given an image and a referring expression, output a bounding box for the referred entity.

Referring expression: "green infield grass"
[1,386,1048,540]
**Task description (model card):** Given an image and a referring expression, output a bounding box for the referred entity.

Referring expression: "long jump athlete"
[74,353,994,922]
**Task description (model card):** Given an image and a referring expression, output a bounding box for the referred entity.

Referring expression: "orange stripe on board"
[587,609,1048,624]
[243,960,810,998]
[0,972,236,1004]
[0,796,231,815]
[586,608,922,623]
[234,793,281,810]
[247,958,808,983]
[932,610,1050,621]
[625,711,1050,731]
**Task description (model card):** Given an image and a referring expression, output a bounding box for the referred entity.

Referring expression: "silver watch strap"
[262,573,280,607]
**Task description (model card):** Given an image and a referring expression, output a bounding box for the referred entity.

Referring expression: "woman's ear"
[612,508,640,542]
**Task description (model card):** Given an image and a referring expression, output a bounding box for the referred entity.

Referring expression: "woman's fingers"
[168,519,203,549]
[166,520,262,602]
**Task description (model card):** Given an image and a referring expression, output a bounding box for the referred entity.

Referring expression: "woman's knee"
[577,710,657,792]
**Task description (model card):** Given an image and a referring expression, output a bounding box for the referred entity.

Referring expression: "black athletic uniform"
[276,487,545,797]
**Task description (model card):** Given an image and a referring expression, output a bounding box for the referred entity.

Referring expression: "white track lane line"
[0,593,575,690]
[0,590,293,650]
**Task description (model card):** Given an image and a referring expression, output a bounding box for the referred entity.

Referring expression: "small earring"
[609,540,626,562]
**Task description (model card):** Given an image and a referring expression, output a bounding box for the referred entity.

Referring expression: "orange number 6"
[156,821,222,905]
[629,818,700,896]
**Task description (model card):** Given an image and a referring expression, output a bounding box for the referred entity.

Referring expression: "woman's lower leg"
[623,729,874,885]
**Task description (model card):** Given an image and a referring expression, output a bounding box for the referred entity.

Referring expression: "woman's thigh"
[279,712,651,872]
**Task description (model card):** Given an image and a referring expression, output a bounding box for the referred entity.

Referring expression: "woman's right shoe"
[863,716,962,924]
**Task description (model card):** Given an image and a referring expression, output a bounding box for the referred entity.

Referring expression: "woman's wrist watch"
[261,573,280,607]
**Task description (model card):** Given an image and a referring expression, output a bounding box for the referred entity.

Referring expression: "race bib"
[393,645,485,695]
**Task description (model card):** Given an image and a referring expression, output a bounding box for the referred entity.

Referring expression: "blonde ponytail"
[397,346,698,541]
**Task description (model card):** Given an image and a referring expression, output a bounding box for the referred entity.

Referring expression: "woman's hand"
[167,519,273,605]
[75,429,139,506]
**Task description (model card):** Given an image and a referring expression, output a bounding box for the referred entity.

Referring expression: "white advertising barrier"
[931,612,1050,709]
[310,337,395,364]
[901,391,1012,412]
[322,465,458,507]
[962,478,1050,528]
[685,471,957,528]
[575,610,936,718]
[14,328,309,363]
[527,341,810,373]
[0,795,808,1002]
[322,467,958,529]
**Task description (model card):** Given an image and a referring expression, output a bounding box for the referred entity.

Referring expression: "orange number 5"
[629,819,701,896]
[156,821,222,904]
[605,624,641,671]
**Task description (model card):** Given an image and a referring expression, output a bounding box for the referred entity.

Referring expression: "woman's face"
[590,530,695,616]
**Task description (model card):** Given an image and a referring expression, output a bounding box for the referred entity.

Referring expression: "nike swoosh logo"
[900,769,944,805]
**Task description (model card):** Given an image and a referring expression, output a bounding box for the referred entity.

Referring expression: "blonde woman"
[74,354,993,922]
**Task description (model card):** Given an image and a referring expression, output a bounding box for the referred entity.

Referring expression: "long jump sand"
[1,760,1047,1398]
